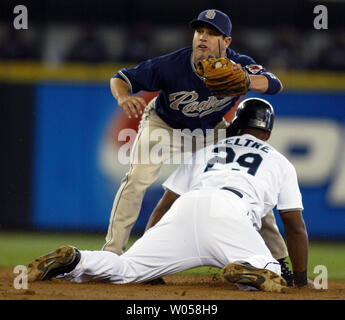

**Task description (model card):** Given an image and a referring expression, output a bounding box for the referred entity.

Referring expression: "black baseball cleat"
[223,263,287,293]
[27,245,81,281]
[278,258,294,287]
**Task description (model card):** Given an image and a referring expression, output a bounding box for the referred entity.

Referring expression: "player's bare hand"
[295,279,316,290]
[233,63,242,70]
[118,96,147,118]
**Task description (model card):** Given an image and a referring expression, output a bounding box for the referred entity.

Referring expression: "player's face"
[192,26,231,63]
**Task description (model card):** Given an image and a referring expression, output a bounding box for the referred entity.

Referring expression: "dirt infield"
[0,268,344,300]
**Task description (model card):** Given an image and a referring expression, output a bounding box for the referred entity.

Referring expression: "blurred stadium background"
[1,0,344,279]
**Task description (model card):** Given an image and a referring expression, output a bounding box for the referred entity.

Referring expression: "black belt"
[221,187,243,198]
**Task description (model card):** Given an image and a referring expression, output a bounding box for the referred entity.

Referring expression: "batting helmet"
[226,98,275,137]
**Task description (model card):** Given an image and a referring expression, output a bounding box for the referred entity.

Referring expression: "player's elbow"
[280,210,307,236]
[110,77,115,88]
[286,221,307,237]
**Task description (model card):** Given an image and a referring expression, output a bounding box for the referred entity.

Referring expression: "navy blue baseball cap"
[190,9,232,37]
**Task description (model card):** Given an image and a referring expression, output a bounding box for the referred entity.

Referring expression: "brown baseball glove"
[196,57,251,98]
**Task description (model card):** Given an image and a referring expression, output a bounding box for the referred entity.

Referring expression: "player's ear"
[225,36,232,48]
[265,131,271,141]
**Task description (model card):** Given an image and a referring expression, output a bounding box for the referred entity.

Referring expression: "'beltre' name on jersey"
[223,137,271,153]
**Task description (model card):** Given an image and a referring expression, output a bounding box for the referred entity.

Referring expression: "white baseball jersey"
[163,133,303,230]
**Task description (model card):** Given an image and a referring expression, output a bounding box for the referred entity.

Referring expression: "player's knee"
[127,164,160,186]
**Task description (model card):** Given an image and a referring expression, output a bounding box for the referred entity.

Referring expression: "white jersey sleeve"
[162,163,193,195]
[277,160,304,212]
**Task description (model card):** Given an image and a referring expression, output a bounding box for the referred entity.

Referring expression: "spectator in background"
[317,29,345,71]
[0,28,38,60]
[228,29,261,63]
[121,22,154,62]
[65,25,108,63]
[267,27,305,70]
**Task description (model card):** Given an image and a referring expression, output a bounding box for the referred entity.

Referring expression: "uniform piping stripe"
[102,122,144,250]
[118,70,133,94]
[263,261,281,269]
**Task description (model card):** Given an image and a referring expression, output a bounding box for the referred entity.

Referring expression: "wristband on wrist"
[293,270,308,286]
[262,72,282,94]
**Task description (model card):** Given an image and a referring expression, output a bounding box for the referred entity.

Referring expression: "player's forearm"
[110,77,130,101]
[285,226,308,270]
[145,191,180,231]
[281,212,309,286]
[248,75,268,93]
[249,74,283,94]
[145,205,168,232]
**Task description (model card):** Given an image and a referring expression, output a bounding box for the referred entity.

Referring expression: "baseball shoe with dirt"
[27,245,81,281]
[278,258,294,287]
[223,262,287,293]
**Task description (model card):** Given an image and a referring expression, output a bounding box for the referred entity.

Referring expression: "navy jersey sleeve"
[228,48,282,94]
[228,49,269,75]
[113,58,165,94]
[230,51,255,67]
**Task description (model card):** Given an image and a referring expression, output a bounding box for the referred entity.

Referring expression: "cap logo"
[205,10,216,19]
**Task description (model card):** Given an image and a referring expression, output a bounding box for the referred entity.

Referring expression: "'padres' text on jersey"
[113,47,276,133]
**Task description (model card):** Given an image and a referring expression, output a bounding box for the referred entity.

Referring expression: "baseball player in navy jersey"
[103,9,293,284]
[26,98,311,292]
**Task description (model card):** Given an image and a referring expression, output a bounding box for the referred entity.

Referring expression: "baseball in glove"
[196,57,251,98]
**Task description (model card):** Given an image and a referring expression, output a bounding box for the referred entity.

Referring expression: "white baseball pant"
[65,189,280,283]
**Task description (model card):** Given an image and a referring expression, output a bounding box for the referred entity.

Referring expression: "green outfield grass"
[0,231,344,280]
